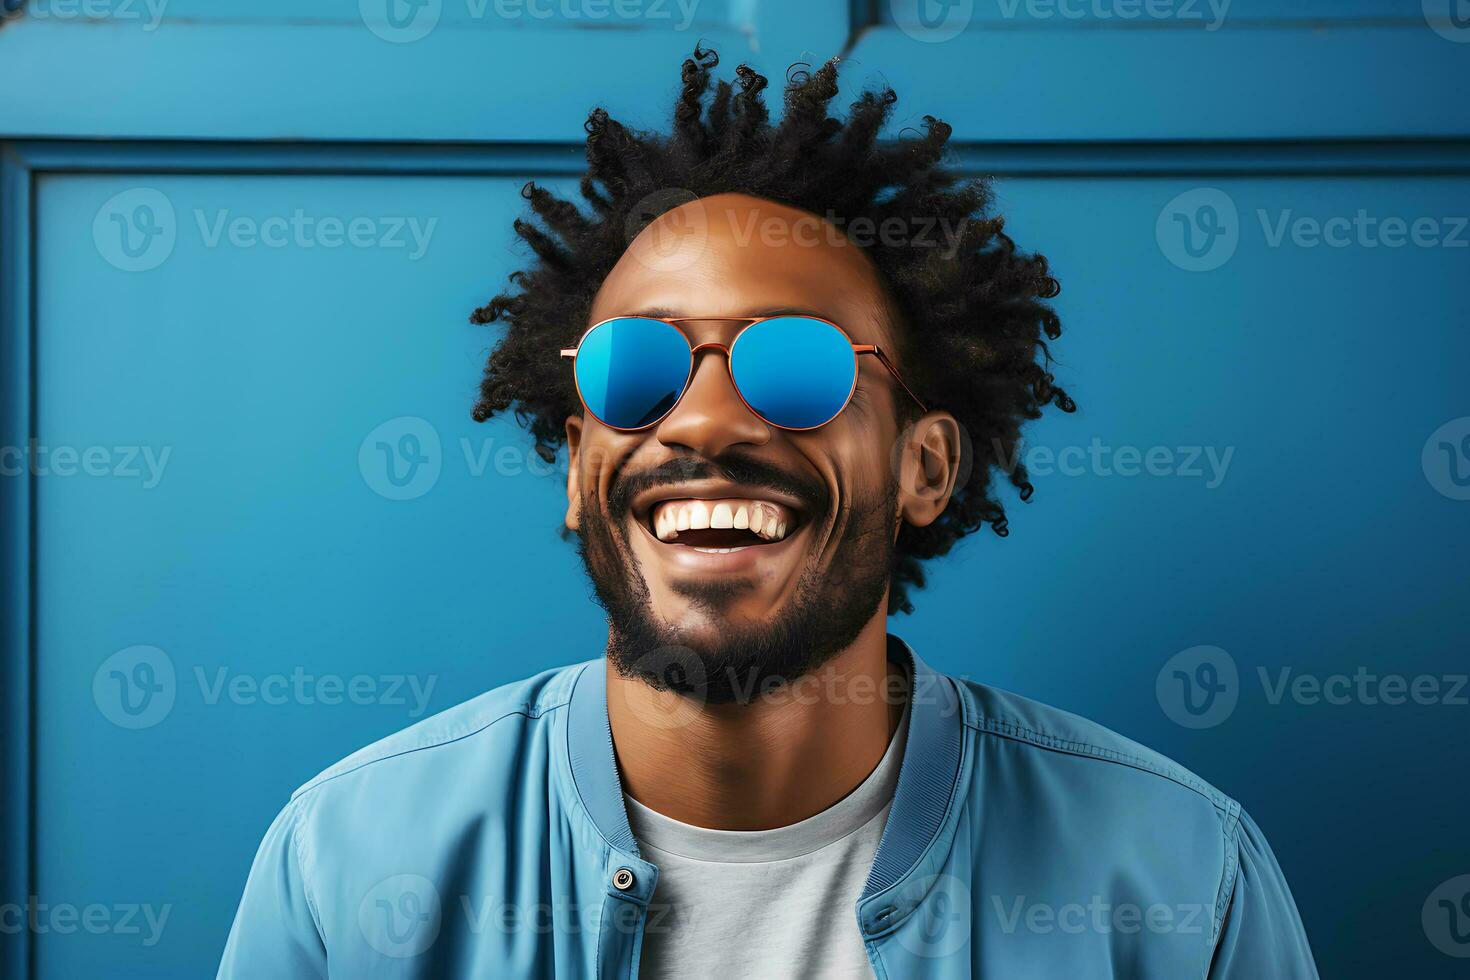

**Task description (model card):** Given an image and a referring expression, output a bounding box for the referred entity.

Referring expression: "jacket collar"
[564,634,967,927]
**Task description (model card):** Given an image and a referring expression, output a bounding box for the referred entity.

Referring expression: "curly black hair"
[470,45,1074,614]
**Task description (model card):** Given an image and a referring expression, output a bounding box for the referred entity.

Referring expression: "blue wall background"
[1,2,1467,977]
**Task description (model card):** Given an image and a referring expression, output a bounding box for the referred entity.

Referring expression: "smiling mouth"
[647,498,798,554]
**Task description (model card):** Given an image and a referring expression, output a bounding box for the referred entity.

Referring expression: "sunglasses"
[560,315,926,432]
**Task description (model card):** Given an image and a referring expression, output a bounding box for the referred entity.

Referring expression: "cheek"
[577,432,647,504]
[794,426,899,505]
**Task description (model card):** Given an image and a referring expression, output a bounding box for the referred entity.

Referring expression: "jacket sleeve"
[217,796,328,979]
[1207,808,1319,979]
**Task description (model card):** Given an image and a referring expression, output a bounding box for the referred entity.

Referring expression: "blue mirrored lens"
[730,316,856,429]
[573,317,691,429]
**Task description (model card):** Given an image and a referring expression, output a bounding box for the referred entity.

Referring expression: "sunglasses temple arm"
[862,346,928,414]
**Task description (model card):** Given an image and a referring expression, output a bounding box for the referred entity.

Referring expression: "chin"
[581,482,898,704]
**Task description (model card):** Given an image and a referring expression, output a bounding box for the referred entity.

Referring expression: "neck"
[605,611,906,831]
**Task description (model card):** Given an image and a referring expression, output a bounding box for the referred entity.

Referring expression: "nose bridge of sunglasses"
[682,342,744,407]
[674,315,752,350]
[689,340,734,358]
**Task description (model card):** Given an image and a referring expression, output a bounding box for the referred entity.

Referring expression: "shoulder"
[263,660,593,901]
[955,677,1237,817]
[225,662,596,967]
[288,659,589,808]
[940,677,1311,970]
[950,677,1248,932]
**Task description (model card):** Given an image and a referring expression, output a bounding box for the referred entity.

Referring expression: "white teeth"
[649,498,795,544]
[692,546,749,554]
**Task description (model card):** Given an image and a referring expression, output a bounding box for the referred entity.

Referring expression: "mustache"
[606,453,829,519]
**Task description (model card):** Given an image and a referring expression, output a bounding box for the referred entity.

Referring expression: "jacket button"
[612,868,635,891]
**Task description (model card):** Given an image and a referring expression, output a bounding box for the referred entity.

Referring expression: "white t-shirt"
[625,705,910,980]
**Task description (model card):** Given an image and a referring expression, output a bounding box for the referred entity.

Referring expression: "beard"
[575,454,898,705]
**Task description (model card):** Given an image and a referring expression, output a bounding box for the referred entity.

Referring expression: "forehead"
[589,193,897,344]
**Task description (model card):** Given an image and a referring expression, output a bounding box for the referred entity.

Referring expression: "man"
[220,48,1318,978]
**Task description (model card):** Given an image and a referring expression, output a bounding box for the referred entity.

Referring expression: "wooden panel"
[844,20,1469,141]
[0,2,851,141]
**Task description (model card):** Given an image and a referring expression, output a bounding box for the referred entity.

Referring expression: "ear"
[896,411,962,529]
[564,414,584,532]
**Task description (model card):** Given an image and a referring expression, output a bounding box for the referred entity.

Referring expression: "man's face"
[565,193,916,702]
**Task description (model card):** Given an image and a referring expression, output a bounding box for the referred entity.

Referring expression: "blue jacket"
[219,637,1318,978]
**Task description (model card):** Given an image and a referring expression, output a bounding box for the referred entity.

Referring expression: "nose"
[655,348,770,457]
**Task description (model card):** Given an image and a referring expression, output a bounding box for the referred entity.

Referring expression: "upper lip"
[630,480,808,528]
